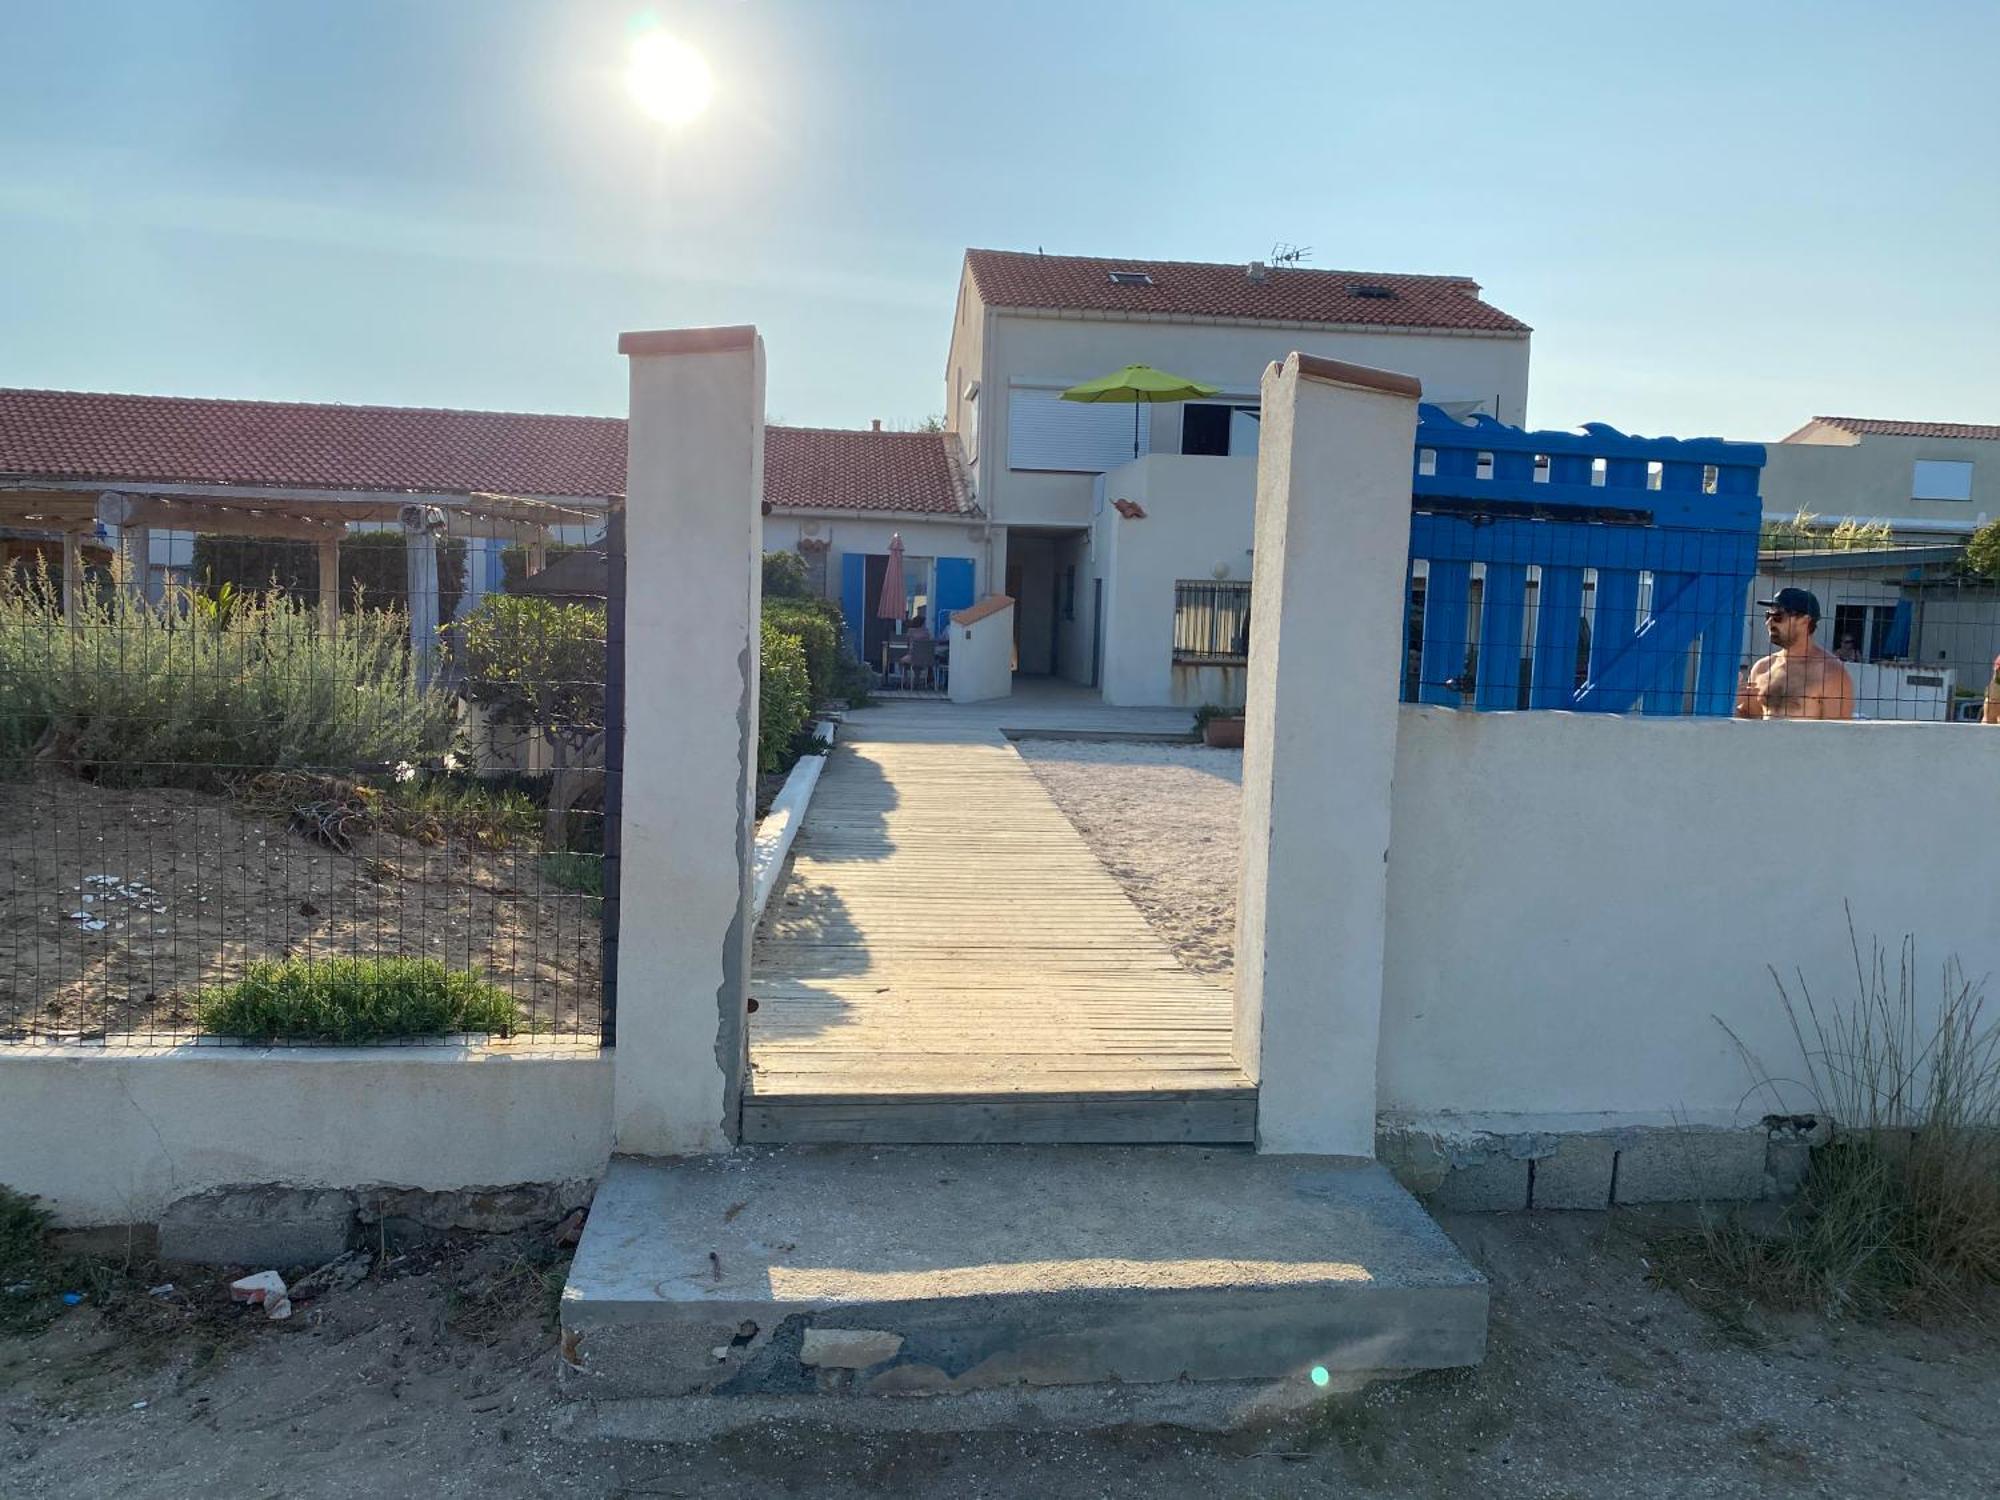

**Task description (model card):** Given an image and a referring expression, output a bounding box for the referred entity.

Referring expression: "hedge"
[0,579,455,784]
[759,619,813,773]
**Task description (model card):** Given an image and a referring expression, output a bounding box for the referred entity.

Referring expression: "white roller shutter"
[1007,386,1151,472]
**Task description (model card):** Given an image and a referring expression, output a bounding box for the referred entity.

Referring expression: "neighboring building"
[1762,416,1998,541]
[1756,416,2000,718]
[941,248,1533,702]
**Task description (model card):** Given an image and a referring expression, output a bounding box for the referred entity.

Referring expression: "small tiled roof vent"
[1107,270,1155,286]
[1349,284,1397,300]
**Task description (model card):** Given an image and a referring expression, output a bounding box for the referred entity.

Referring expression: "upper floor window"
[1179,402,1261,458]
[1107,270,1154,286]
[1913,459,1973,501]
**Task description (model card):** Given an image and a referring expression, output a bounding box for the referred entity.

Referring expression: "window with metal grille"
[1173,580,1252,663]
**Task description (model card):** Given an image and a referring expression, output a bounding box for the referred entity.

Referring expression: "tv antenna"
[1269,242,1312,267]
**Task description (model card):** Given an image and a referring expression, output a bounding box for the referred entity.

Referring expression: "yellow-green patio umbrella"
[1060,364,1220,459]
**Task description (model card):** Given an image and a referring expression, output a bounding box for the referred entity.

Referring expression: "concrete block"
[1425,1156,1530,1213]
[1764,1140,1812,1199]
[801,1328,904,1370]
[355,1181,592,1236]
[1613,1129,1768,1205]
[1374,1128,1449,1198]
[158,1186,355,1267]
[561,1148,1488,1399]
[1532,1136,1618,1210]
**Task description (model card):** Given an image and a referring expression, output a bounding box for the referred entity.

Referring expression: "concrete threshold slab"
[560,1147,1487,1400]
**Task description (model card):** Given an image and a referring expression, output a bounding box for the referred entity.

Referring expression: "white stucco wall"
[949,599,1015,703]
[1379,709,2000,1127]
[1093,454,1259,707]
[983,312,1529,530]
[0,1045,612,1225]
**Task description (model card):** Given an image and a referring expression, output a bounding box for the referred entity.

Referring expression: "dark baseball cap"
[1757,586,1821,621]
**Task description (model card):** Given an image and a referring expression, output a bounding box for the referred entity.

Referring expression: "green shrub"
[448,595,606,737]
[0,578,455,784]
[763,593,868,706]
[764,599,839,702]
[195,957,517,1041]
[192,530,468,618]
[759,619,812,773]
[1968,518,2000,582]
[763,550,812,599]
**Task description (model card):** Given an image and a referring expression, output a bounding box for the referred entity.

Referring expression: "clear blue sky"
[2,0,1995,441]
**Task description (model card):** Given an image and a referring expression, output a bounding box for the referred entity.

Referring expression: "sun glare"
[625,30,714,126]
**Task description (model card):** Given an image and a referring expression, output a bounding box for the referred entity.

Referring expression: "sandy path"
[1014,740,1243,979]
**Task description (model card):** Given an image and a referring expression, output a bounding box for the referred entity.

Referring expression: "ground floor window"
[1174,579,1251,663]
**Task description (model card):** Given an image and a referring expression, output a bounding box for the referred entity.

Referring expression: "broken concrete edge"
[750,717,837,924]
[155,1178,596,1266]
[1376,1112,1836,1212]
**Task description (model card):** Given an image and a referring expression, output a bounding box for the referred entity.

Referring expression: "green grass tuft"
[538,851,604,900]
[195,957,517,1042]
[1650,917,2000,1322]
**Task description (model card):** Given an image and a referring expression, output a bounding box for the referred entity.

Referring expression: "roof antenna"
[1269,242,1311,268]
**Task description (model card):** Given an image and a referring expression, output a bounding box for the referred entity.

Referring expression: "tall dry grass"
[1665,915,2000,1320]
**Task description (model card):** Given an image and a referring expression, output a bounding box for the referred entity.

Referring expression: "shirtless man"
[1736,587,1855,720]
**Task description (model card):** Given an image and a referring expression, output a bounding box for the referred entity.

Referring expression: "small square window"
[1912,458,1973,501]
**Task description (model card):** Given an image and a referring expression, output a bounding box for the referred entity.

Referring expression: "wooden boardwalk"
[746,700,1253,1143]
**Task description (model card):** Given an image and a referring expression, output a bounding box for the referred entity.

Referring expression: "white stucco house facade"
[937,248,1533,706]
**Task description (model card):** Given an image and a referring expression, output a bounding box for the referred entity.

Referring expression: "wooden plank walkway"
[746,704,1254,1144]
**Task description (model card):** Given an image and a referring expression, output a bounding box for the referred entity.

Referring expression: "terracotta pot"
[1202,716,1245,749]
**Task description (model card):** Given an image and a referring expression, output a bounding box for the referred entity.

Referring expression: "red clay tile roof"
[1808,415,2000,442]
[0,387,626,497]
[0,388,974,516]
[763,425,973,515]
[965,249,1530,334]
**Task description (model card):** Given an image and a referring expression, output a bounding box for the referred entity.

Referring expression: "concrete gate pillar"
[1235,352,1421,1155]
[613,326,764,1155]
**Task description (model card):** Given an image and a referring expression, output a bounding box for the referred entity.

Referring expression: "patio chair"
[901,636,938,691]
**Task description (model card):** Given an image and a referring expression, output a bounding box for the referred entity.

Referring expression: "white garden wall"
[0,1044,612,1225]
[1379,708,2000,1129]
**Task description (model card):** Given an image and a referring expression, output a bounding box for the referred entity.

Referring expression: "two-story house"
[947,249,1531,704]
[1752,417,2000,716]
[797,247,1531,705]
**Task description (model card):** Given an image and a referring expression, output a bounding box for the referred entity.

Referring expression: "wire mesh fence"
[0,509,620,1045]
[1400,519,2000,722]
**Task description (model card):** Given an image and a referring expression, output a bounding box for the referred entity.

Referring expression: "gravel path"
[1014,740,1243,979]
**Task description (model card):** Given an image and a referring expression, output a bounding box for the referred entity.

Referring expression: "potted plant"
[1193,703,1245,748]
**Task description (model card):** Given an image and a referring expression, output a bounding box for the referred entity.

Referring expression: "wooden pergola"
[0,481,602,678]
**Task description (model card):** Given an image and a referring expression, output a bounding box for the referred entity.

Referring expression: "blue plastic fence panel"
[840,552,866,657]
[1406,405,1765,717]
[1530,566,1584,709]
[1418,561,1471,706]
[934,556,974,633]
[1474,563,1527,710]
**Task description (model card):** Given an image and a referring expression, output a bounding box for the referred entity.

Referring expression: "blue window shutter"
[934,557,974,632]
[840,552,866,655]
